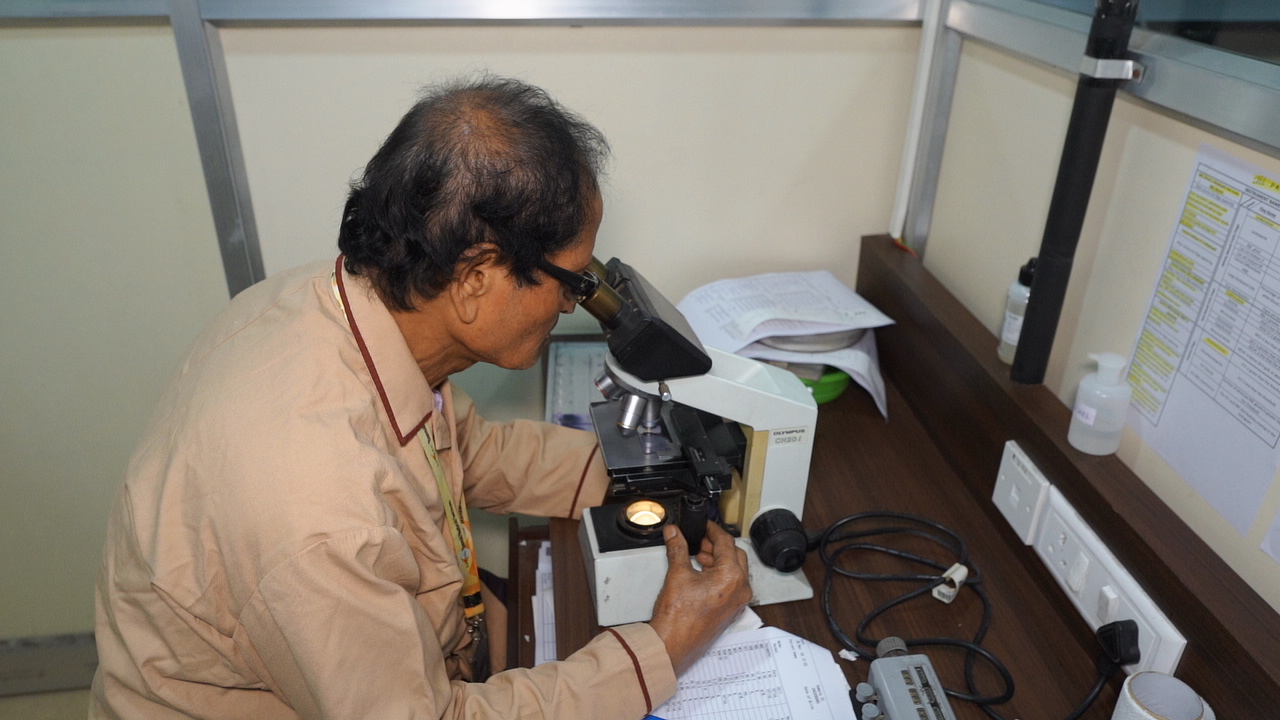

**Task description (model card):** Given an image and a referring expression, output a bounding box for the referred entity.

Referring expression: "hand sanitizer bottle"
[997,258,1036,364]
[1068,352,1132,455]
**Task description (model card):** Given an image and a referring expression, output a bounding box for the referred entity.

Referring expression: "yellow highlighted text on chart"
[1204,336,1230,356]
[1254,175,1280,193]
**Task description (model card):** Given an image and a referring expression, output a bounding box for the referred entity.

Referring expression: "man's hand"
[648,521,753,675]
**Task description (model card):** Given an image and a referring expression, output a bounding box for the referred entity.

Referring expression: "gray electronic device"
[854,637,958,720]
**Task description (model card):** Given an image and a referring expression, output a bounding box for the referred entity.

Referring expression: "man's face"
[473,195,603,371]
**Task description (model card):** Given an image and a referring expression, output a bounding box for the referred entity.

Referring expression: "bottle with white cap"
[997,258,1036,364]
[1068,352,1132,455]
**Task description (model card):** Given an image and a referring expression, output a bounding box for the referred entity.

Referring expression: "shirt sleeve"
[238,526,676,720]
[449,386,610,519]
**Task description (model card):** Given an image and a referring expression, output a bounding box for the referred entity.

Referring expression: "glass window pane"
[988,0,1280,65]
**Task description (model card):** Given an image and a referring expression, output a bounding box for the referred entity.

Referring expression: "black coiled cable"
[817,511,1016,717]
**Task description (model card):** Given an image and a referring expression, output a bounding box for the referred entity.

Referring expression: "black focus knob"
[749,509,807,573]
[678,494,708,556]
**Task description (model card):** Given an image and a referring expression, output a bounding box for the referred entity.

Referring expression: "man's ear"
[449,244,502,324]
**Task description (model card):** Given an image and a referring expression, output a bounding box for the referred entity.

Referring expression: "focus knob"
[749,509,807,573]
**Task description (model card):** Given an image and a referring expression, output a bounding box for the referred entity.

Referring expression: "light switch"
[1098,585,1120,623]
[1067,552,1089,592]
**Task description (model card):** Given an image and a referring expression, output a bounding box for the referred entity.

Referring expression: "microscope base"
[578,506,814,627]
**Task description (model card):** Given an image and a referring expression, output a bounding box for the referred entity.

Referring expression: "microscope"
[572,257,818,627]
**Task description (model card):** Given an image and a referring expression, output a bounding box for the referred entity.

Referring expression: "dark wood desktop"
[522,379,1104,719]
[509,235,1280,718]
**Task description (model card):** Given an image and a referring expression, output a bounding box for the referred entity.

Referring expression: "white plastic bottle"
[997,258,1036,364]
[1068,352,1133,455]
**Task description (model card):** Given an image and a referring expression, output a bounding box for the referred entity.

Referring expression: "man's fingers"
[703,520,730,542]
[696,523,751,592]
[703,521,741,564]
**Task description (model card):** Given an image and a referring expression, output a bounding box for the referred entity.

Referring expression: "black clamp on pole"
[1010,0,1140,384]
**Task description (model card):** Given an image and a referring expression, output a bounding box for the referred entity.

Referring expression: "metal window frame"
[6,0,1280,281]
[169,0,264,297]
[902,0,1280,250]
[950,0,1280,152]
[198,0,922,24]
[895,0,963,250]
[0,1,166,19]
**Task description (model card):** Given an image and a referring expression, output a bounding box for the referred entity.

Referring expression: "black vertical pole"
[1011,0,1139,384]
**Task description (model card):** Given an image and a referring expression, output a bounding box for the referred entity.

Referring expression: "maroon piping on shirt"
[568,445,600,518]
[604,627,652,714]
[334,255,431,445]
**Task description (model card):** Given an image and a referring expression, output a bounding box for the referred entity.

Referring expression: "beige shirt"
[91,258,676,720]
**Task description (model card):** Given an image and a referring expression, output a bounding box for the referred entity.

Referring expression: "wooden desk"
[536,380,1115,719]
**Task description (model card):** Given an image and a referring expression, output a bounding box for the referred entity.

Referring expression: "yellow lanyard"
[419,424,485,620]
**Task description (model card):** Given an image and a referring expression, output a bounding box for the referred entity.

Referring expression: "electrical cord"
[1064,619,1141,720]
[1063,672,1110,720]
[815,511,1137,720]
[817,512,1014,712]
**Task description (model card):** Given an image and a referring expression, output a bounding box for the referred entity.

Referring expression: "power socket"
[1034,486,1186,675]
[992,441,1051,544]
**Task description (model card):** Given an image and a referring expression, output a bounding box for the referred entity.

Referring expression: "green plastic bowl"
[800,368,851,405]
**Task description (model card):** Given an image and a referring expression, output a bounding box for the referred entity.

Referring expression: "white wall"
[926,40,1280,611]
[219,25,918,314]
[0,23,917,635]
[0,24,228,637]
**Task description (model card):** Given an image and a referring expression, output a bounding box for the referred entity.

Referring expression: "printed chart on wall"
[1128,144,1280,556]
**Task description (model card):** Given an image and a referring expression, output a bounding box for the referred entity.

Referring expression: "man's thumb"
[663,524,689,563]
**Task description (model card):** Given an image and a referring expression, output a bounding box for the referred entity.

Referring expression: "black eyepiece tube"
[1011,0,1139,384]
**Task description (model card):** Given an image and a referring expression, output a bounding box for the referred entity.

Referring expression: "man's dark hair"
[338,75,609,311]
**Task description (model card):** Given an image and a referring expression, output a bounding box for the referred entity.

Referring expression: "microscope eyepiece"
[578,272,626,328]
[577,257,712,382]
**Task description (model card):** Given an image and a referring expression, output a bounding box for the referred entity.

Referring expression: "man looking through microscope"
[91,76,751,720]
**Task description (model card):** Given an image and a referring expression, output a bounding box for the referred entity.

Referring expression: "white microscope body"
[579,345,818,627]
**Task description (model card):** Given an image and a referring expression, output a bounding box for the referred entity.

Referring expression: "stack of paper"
[532,540,557,666]
[677,271,893,417]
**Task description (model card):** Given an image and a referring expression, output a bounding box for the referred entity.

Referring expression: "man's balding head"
[339,76,609,311]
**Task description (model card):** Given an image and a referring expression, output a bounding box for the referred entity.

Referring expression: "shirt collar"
[334,256,433,446]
